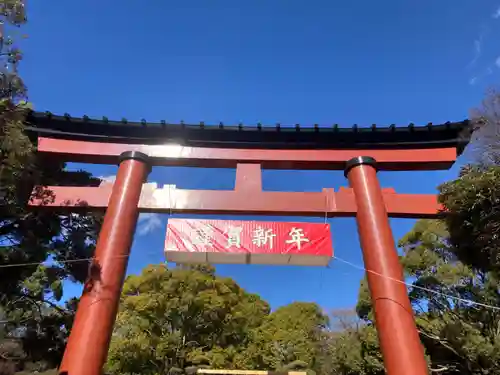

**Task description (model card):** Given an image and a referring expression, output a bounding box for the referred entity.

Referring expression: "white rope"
[332,255,500,311]
[2,243,498,312]
[324,191,329,224]
[168,183,173,217]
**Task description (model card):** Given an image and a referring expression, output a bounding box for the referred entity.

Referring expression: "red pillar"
[59,151,150,375]
[345,156,428,375]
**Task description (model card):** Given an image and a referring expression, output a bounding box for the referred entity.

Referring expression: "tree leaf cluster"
[106,265,328,375]
[439,165,500,277]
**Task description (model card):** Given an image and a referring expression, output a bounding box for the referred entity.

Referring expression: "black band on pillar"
[118,151,152,179]
[344,156,377,177]
[118,151,150,165]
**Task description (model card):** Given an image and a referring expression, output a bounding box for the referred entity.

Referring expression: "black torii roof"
[26,111,471,153]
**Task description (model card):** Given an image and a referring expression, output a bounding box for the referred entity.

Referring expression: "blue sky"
[19,1,500,311]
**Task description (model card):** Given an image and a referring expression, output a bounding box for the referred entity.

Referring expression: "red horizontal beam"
[29,164,442,218]
[37,137,457,171]
[29,184,442,219]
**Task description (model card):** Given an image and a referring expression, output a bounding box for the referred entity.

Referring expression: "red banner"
[164,219,333,266]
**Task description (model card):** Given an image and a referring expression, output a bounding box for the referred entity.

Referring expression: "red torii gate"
[27,112,469,375]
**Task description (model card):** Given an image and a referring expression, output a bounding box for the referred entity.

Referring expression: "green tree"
[106,264,270,375]
[242,302,328,374]
[321,325,384,375]
[439,166,500,278]
[317,309,382,375]
[399,219,500,374]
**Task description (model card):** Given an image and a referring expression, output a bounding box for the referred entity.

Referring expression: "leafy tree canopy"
[106,265,330,375]
[243,302,328,374]
[106,264,270,375]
